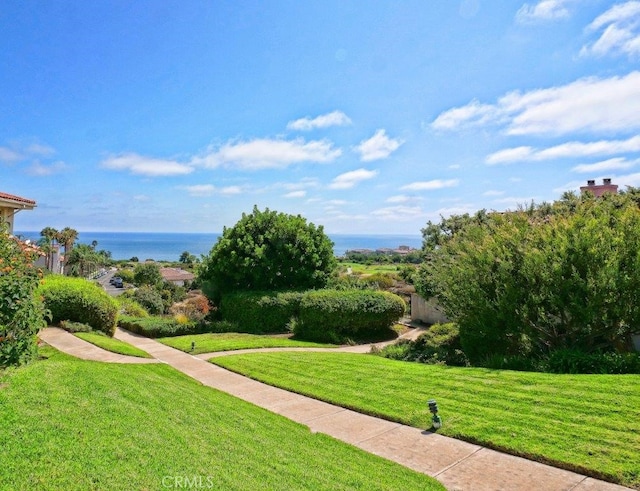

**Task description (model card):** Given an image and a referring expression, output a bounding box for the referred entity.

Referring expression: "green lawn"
[157,332,336,354]
[338,262,402,275]
[74,331,152,358]
[0,347,443,490]
[213,352,640,489]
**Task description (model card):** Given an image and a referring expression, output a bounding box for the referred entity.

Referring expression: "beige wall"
[410,294,449,325]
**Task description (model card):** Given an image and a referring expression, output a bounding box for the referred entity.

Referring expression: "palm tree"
[57,227,78,274]
[39,227,59,271]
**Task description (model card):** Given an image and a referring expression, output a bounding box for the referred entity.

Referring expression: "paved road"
[94,268,126,296]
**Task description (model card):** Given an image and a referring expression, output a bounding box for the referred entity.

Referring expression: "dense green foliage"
[214,352,640,489]
[417,191,640,363]
[133,262,163,286]
[376,323,467,366]
[0,347,443,490]
[199,206,336,303]
[0,228,46,366]
[66,243,111,277]
[129,286,164,315]
[118,315,202,337]
[294,290,405,343]
[220,291,303,333]
[38,275,118,336]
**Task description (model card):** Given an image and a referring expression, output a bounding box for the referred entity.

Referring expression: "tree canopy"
[198,206,336,303]
[416,190,640,362]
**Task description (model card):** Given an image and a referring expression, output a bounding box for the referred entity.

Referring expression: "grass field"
[213,351,640,489]
[0,347,443,490]
[337,262,404,276]
[74,331,152,358]
[157,332,336,354]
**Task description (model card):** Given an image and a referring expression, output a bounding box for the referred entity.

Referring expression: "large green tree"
[417,191,640,362]
[199,206,336,303]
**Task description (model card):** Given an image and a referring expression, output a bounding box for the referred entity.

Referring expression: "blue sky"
[2,1,640,234]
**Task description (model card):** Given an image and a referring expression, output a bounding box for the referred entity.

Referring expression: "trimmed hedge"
[294,290,406,343]
[38,276,118,336]
[118,316,238,338]
[220,291,303,334]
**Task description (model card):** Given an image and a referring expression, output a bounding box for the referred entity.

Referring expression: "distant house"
[580,178,618,197]
[0,191,36,234]
[160,267,195,286]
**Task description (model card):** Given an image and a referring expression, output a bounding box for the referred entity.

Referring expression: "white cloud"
[287,110,352,131]
[0,146,24,163]
[133,195,151,202]
[386,194,417,203]
[482,190,505,196]
[181,184,244,197]
[400,179,459,191]
[283,190,306,198]
[183,184,216,196]
[329,168,378,189]
[102,153,193,176]
[26,160,68,176]
[25,143,56,157]
[193,138,341,170]
[486,135,640,164]
[581,1,640,58]
[486,146,535,164]
[433,72,640,136]
[354,129,403,161]
[516,0,571,23]
[220,186,242,195]
[371,205,425,221]
[571,157,639,173]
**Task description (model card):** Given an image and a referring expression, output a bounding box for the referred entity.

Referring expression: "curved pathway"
[40,326,632,491]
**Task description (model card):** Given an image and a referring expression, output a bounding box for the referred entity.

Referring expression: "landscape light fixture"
[428,399,442,429]
[191,341,195,352]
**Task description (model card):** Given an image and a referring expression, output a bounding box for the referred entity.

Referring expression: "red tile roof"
[0,191,36,206]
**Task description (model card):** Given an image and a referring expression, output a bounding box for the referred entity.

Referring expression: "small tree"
[199,206,336,303]
[133,262,162,286]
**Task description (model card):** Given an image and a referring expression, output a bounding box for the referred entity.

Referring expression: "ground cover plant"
[157,332,336,355]
[213,351,640,489]
[73,331,152,358]
[0,347,443,491]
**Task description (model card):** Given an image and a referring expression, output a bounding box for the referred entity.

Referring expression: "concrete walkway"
[40,327,632,491]
[39,327,160,364]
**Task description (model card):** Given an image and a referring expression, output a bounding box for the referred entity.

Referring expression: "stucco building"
[0,191,36,234]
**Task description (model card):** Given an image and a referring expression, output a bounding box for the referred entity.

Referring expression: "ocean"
[15,231,423,262]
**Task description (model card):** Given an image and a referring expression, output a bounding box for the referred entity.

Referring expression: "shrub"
[544,349,640,374]
[294,290,406,343]
[375,323,468,366]
[131,286,165,315]
[38,275,118,336]
[169,293,211,323]
[118,315,235,337]
[0,230,47,367]
[59,320,93,333]
[115,296,150,317]
[118,316,200,338]
[220,291,303,333]
[115,269,135,284]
